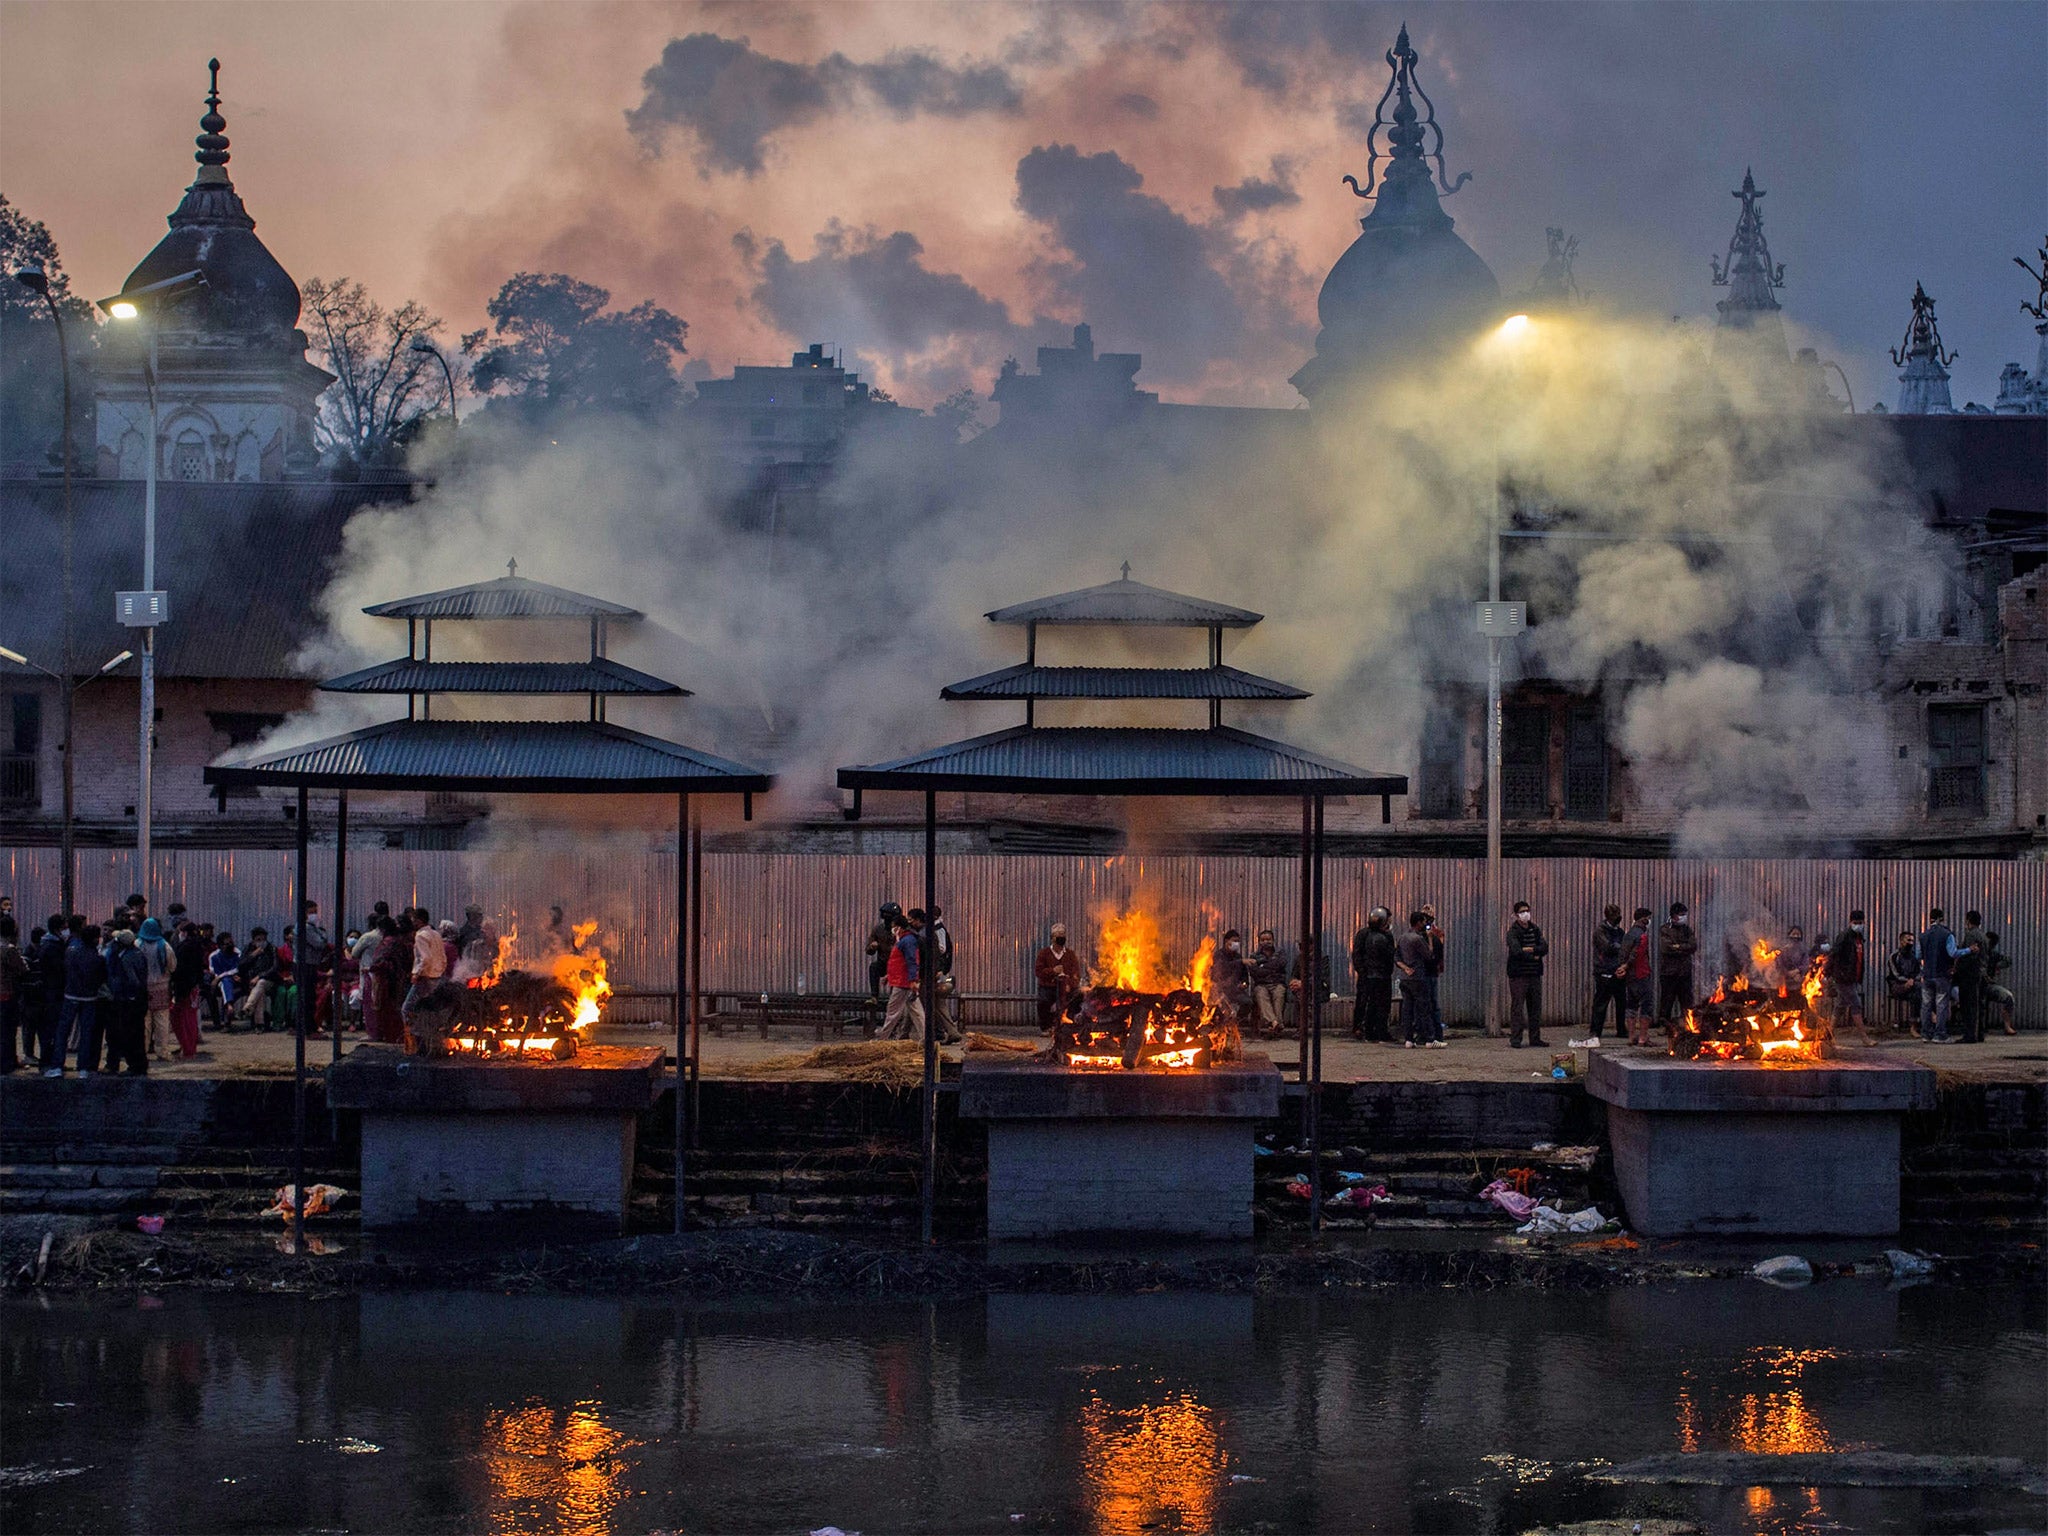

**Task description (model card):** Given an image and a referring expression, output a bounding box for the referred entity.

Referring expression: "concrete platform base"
[960,1054,1282,1240]
[328,1044,664,1229]
[1588,1053,1937,1238]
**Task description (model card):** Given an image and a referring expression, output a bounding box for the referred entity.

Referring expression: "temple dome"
[115,60,303,339]
[1293,28,1500,401]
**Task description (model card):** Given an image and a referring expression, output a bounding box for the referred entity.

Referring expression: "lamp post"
[10,265,78,915]
[409,336,458,426]
[101,270,205,905]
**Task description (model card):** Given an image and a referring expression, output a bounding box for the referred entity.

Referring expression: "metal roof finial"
[1890,282,1957,369]
[195,58,230,170]
[2018,238,2048,327]
[1120,561,1131,582]
[1342,22,1469,204]
[506,557,519,580]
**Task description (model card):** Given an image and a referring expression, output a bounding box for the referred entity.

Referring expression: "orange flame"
[465,916,611,1034]
[1092,906,1215,997]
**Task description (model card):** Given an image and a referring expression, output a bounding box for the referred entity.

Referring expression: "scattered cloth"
[1516,1205,1610,1235]
[1883,1249,1935,1279]
[264,1184,350,1220]
[1479,1178,1540,1219]
[1326,1184,1389,1211]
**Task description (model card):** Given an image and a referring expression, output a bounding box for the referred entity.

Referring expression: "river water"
[3,1278,2043,1535]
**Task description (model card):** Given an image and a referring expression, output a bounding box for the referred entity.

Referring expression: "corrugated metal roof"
[0,478,413,679]
[941,664,1308,700]
[319,658,685,696]
[839,725,1406,797]
[985,576,1263,628]
[205,719,771,793]
[364,575,641,620]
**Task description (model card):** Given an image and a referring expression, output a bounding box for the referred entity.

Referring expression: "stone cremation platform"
[959,1054,1283,1240]
[1587,1052,1937,1238]
[327,1044,666,1230]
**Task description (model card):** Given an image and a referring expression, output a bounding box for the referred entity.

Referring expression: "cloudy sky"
[4,0,2041,410]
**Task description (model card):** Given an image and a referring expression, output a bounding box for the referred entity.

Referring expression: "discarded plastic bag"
[1478,1178,1539,1220]
[1326,1183,1389,1211]
[264,1183,350,1221]
[1884,1249,1935,1279]
[1516,1204,1608,1235]
[135,1215,165,1236]
[1752,1254,1814,1286]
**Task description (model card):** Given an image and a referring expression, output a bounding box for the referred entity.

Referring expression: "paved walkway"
[49,1019,2048,1085]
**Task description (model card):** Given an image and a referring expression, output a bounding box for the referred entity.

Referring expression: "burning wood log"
[1056,984,1241,1071]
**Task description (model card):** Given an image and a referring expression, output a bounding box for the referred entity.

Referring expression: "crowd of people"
[0,890,559,1076]
[865,901,961,1045]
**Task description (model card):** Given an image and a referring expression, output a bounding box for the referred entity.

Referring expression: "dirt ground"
[102,1016,2048,1084]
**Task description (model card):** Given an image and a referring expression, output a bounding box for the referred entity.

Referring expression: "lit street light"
[96,268,207,905]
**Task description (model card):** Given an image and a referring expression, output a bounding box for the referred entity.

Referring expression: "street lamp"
[97,268,207,904]
[1478,313,1535,1036]
[11,263,80,916]
[410,336,458,426]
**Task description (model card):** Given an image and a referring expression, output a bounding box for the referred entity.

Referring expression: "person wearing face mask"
[1034,923,1081,1032]
[1213,929,1251,1026]
[1821,909,1870,1045]
[1350,908,1396,1042]
[1248,930,1288,1039]
[1504,900,1549,1049]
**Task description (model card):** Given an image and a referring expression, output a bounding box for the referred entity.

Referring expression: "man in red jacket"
[880,911,926,1041]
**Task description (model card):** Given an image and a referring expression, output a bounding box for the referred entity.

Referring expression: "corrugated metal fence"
[3,847,2041,1028]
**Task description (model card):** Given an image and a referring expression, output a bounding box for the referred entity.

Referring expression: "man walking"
[1396,911,1442,1049]
[1657,902,1699,1030]
[1249,930,1288,1039]
[867,903,900,1003]
[1822,909,1870,1046]
[1351,908,1396,1042]
[879,910,925,1041]
[1505,900,1549,1048]
[1591,904,1629,1039]
[1918,907,1966,1043]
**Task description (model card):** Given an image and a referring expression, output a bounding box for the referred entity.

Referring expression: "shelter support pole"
[332,791,347,1077]
[675,792,689,1234]
[1309,795,1325,1237]
[922,790,938,1246]
[1297,799,1311,1083]
[690,806,703,1146]
[293,785,309,1252]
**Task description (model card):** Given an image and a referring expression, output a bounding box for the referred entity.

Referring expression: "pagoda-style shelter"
[206,563,771,1239]
[838,568,1407,1237]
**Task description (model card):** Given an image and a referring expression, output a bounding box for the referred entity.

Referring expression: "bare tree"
[300,276,447,468]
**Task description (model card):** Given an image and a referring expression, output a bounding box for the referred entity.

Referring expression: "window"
[1927,703,1986,815]
[1503,704,1550,819]
[172,431,208,480]
[2,692,39,806]
[1563,703,1609,820]
[1418,706,1465,819]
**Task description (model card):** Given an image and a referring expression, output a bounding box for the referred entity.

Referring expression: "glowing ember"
[1057,906,1235,1070]
[408,916,611,1061]
[1673,949,1828,1066]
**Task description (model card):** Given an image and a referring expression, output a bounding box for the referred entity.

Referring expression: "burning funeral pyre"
[404,920,611,1061]
[1669,936,1829,1064]
[1056,908,1242,1071]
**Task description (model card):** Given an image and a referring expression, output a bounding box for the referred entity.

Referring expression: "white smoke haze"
[258,302,1950,853]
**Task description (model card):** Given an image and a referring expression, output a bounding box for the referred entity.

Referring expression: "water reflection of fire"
[481,1400,636,1534]
[1079,1390,1224,1536]
[1670,938,1829,1066]
[1060,908,1237,1071]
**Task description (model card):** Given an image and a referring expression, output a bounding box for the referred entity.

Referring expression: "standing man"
[171,917,209,1059]
[1420,905,1447,1039]
[58,922,106,1075]
[1249,930,1288,1039]
[0,916,26,1074]
[402,907,447,1028]
[1918,906,1963,1043]
[1955,909,1990,1044]
[1505,900,1549,1049]
[927,905,960,1043]
[1034,923,1082,1031]
[1657,902,1699,1031]
[1396,911,1441,1049]
[136,917,175,1062]
[867,903,900,1003]
[36,916,68,1073]
[879,910,925,1041]
[1777,925,1810,994]
[1351,908,1396,1042]
[1591,904,1629,1039]
[1823,909,1870,1046]
[1624,907,1657,1046]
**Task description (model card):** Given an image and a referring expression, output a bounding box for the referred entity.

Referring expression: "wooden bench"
[717,992,881,1041]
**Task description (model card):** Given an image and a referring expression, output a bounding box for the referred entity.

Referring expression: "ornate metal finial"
[1528,227,1584,306]
[1341,23,1470,204]
[2018,237,2048,326]
[1891,282,1957,369]
[1710,169,1785,291]
[194,57,230,170]
[1119,561,1131,582]
[506,557,519,580]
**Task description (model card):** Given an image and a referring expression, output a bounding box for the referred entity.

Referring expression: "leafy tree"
[0,195,95,471]
[463,272,687,420]
[929,385,986,442]
[300,276,447,469]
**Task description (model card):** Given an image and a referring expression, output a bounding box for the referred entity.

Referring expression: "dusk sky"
[4,0,2042,411]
